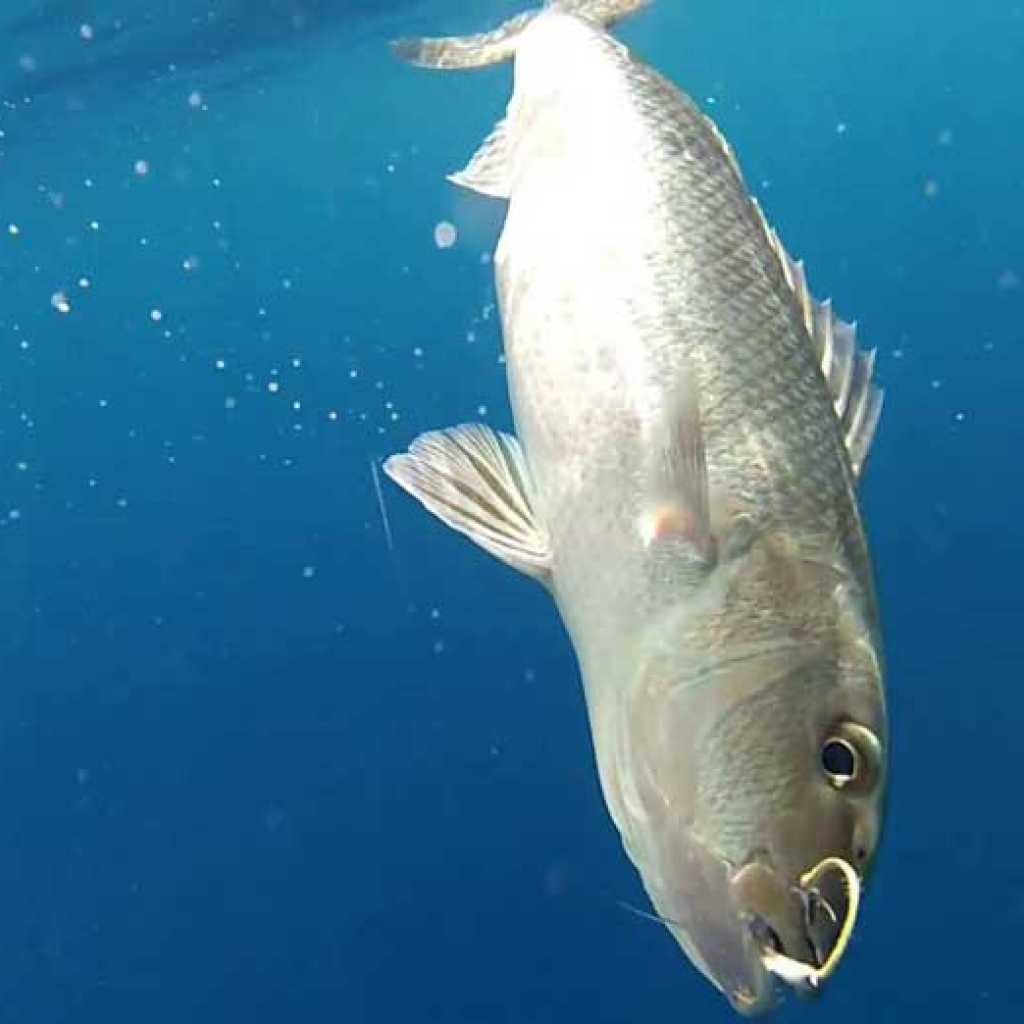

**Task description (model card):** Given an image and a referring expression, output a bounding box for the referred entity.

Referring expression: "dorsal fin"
[750,196,884,479]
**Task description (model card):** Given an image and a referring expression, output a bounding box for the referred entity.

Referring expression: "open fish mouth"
[758,857,862,993]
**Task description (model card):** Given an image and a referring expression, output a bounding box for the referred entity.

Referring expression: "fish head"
[616,562,886,1013]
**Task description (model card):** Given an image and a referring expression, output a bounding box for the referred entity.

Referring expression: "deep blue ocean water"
[1,1,1022,1021]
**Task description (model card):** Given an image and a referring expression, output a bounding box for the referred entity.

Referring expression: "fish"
[384,0,888,1013]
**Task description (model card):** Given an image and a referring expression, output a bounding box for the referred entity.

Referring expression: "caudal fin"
[391,0,651,70]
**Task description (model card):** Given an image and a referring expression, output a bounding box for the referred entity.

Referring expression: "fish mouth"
[754,857,862,995]
[732,856,861,1005]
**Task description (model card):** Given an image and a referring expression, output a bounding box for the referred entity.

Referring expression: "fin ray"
[384,424,551,584]
[750,197,884,479]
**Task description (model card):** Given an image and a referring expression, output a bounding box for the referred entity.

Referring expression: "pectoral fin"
[640,372,715,564]
[384,424,551,585]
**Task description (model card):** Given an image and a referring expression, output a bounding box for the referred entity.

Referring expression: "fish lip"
[743,856,863,997]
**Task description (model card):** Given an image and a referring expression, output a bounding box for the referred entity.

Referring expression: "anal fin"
[384,424,551,585]
[448,117,512,199]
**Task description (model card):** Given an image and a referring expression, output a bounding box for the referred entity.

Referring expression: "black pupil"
[821,739,856,778]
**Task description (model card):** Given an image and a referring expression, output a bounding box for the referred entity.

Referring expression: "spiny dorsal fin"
[384,424,552,585]
[750,196,884,479]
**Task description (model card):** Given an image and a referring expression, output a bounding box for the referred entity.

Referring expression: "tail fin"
[391,0,650,70]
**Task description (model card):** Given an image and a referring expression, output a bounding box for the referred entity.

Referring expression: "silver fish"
[385,0,887,1013]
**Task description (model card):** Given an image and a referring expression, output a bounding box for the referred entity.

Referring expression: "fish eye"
[820,737,858,787]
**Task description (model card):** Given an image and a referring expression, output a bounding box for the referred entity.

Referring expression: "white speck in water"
[433,220,457,249]
[149,308,163,322]
[413,346,423,358]
[8,223,19,236]
[212,177,221,188]
[953,411,965,423]
[98,398,108,408]
[89,220,99,231]
[477,404,488,417]
[215,358,225,370]
[292,400,301,411]
[116,497,128,509]
[134,159,150,176]
[188,90,203,108]
[79,23,94,41]
[15,461,27,472]
[78,277,90,288]
[480,252,491,265]
[267,381,280,394]
[328,410,338,421]
[291,357,301,369]
[430,608,440,620]
[302,565,316,579]
[84,177,94,188]
[930,379,942,389]
[224,396,237,410]
[51,290,71,314]
[8,509,21,521]
[183,255,199,272]
[18,54,38,73]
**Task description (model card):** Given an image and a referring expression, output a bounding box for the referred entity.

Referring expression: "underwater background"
[1,0,1021,1020]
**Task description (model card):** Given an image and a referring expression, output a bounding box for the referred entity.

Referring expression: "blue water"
[1,1,1021,1020]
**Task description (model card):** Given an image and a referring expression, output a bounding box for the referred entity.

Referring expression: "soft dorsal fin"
[750,197,884,479]
[384,424,552,585]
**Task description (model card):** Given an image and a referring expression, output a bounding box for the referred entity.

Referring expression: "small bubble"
[291,357,301,368]
[51,291,71,314]
[302,565,316,579]
[134,159,150,176]
[78,277,90,289]
[327,410,338,421]
[836,122,848,135]
[188,90,203,108]
[292,400,301,411]
[89,220,100,231]
[477,404,489,416]
[413,346,423,358]
[18,54,38,73]
[953,411,965,422]
[116,497,128,508]
[8,508,21,521]
[79,23,94,41]
[224,396,237,410]
[182,255,200,272]
[7,223,19,236]
[267,381,280,394]
[214,358,225,370]
[433,220,458,249]
[149,308,163,322]
[930,379,942,389]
